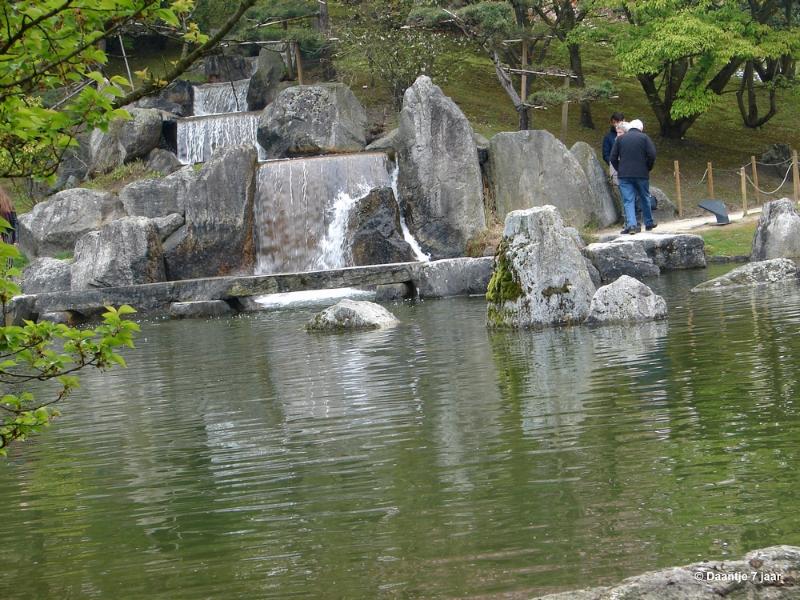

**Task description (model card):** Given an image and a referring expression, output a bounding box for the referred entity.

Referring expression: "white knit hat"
[629,119,644,130]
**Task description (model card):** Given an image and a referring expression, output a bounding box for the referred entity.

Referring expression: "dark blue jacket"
[602,126,617,165]
[609,128,656,179]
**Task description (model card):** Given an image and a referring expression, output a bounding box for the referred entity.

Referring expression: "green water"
[2,265,800,599]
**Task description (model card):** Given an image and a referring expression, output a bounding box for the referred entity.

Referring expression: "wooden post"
[674,160,683,217]
[560,76,569,143]
[751,156,761,205]
[294,40,304,85]
[520,42,528,102]
[706,162,714,199]
[793,150,799,205]
[740,166,748,216]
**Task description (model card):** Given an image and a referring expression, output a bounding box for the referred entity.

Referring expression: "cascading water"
[390,161,430,262]
[192,79,250,116]
[314,185,372,270]
[176,112,266,164]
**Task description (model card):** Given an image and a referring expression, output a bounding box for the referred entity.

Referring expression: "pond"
[2,265,800,599]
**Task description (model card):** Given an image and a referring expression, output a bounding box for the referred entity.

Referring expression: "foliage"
[528,79,616,106]
[0,229,139,456]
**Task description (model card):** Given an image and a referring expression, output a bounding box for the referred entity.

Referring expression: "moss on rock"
[486,240,522,304]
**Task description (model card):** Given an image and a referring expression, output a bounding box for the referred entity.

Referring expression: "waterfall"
[314,186,372,270]
[390,161,430,262]
[193,79,250,116]
[176,112,266,164]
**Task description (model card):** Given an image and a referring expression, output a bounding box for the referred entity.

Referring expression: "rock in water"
[414,257,494,298]
[692,258,798,292]
[570,141,619,227]
[257,83,367,157]
[396,75,486,259]
[751,198,800,261]
[247,49,285,111]
[486,206,596,329]
[586,275,668,325]
[582,240,660,283]
[306,299,399,331]
[347,187,415,266]
[71,217,165,289]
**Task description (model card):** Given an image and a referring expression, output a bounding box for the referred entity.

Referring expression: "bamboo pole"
[560,76,569,143]
[674,160,683,217]
[706,162,714,199]
[740,166,748,216]
[793,150,799,205]
[520,42,528,103]
[751,156,761,205]
[294,40,304,85]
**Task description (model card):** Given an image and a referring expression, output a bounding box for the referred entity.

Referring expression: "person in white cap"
[609,118,657,234]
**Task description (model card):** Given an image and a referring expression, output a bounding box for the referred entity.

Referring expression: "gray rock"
[414,257,494,298]
[751,198,800,261]
[565,226,586,249]
[306,299,399,331]
[761,143,793,178]
[649,186,679,223]
[586,275,667,324]
[375,282,413,302]
[164,145,258,280]
[692,258,798,292]
[533,545,800,599]
[22,257,72,294]
[582,240,660,282]
[18,188,126,258]
[487,206,596,328]
[584,257,602,289]
[474,132,490,165]
[53,132,91,190]
[152,213,185,241]
[637,232,706,269]
[488,130,594,228]
[88,108,163,175]
[570,141,619,227]
[71,217,165,290]
[257,83,367,158]
[204,53,254,82]
[133,79,193,117]
[396,75,486,259]
[348,187,415,266]
[169,300,234,319]
[246,49,285,111]
[119,167,194,218]
[365,128,399,159]
[145,149,182,175]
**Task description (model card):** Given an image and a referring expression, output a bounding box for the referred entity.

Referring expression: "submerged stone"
[306,299,399,332]
[692,258,798,292]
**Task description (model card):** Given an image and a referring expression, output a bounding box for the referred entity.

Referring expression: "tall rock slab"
[347,187,415,266]
[751,198,800,261]
[488,130,595,227]
[396,75,486,259]
[570,141,619,227]
[486,206,596,329]
[163,145,257,280]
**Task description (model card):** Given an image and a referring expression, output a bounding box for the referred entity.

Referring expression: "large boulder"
[396,75,486,259]
[649,186,679,222]
[133,80,193,117]
[751,198,800,261]
[88,108,163,176]
[347,187,415,266]
[582,240,660,283]
[486,206,596,329]
[71,217,165,290]
[145,148,183,175]
[17,189,126,258]
[586,275,668,325]
[163,145,258,280]
[570,141,619,227]
[257,83,367,158]
[761,143,793,178]
[21,257,72,294]
[488,130,595,227]
[414,257,494,298]
[246,49,285,111]
[637,232,706,269]
[119,167,194,218]
[306,299,399,331]
[692,258,798,292]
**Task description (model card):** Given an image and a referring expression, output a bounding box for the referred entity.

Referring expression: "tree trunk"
[568,43,593,129]
[518,107,530,130]
[318,0,335,80]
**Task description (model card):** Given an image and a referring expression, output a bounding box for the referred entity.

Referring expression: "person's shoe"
[621,226,640,235]
[645,223,657,231]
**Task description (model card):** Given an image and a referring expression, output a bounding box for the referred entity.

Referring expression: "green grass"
[83,162,160,194]
[701,221,757,257]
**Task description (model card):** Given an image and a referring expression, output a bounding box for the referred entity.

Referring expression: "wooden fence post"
[793,150,799,205]
[751,156,761,204]
[740,166,748,216]
[674,160,683,217]
[294,40,304,85]
[707,161,714,199]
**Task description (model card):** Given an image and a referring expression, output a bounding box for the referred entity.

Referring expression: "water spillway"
[176,112,266,164]
[192,79,250,116]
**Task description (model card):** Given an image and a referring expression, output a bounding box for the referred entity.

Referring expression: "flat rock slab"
[582,240,660,283]
[414,257,494,298]
[597,232,706,271]
[306,299,399,331]
[169,300,234,319]
[692,258,798,292]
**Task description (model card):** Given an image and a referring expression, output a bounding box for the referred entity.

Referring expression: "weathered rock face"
[169,300,234,319]
[365,128,399,159]
[586,275,668,325]
[145,148,183,175]
[246,49,285,111]
[306,299,399,331]
[692,258,798,292]
[570,141,619,227]
[133,80,193,116]
[152,213,185,241]
[18,189,126,258]
[347,187,415,266]
[119,167,194,218]
[637,232,706,270]
[488,130,595,227]
[88,108,163,175]
[257,83,367,158]
[163,145,257,280]
[396,75,486,259]
[582,240,660,283]
[71,217,165,290]
[751,198,800,261]
[414,257,494,298]
[533,545,800,600]
[22,257,72,294]
[486,206,596,329]
[649,186,679,222]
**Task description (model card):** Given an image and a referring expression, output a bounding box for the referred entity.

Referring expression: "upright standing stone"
[396,75,486,259]
[570,141,619,227]
[751,198,800,261]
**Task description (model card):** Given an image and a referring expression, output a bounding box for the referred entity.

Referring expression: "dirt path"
[598,206,763,237]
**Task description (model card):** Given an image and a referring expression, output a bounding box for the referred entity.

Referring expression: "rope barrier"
[744,163,793,196]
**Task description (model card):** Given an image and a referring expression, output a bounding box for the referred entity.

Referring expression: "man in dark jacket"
[609,118,657,234]
[602,112,625,165]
